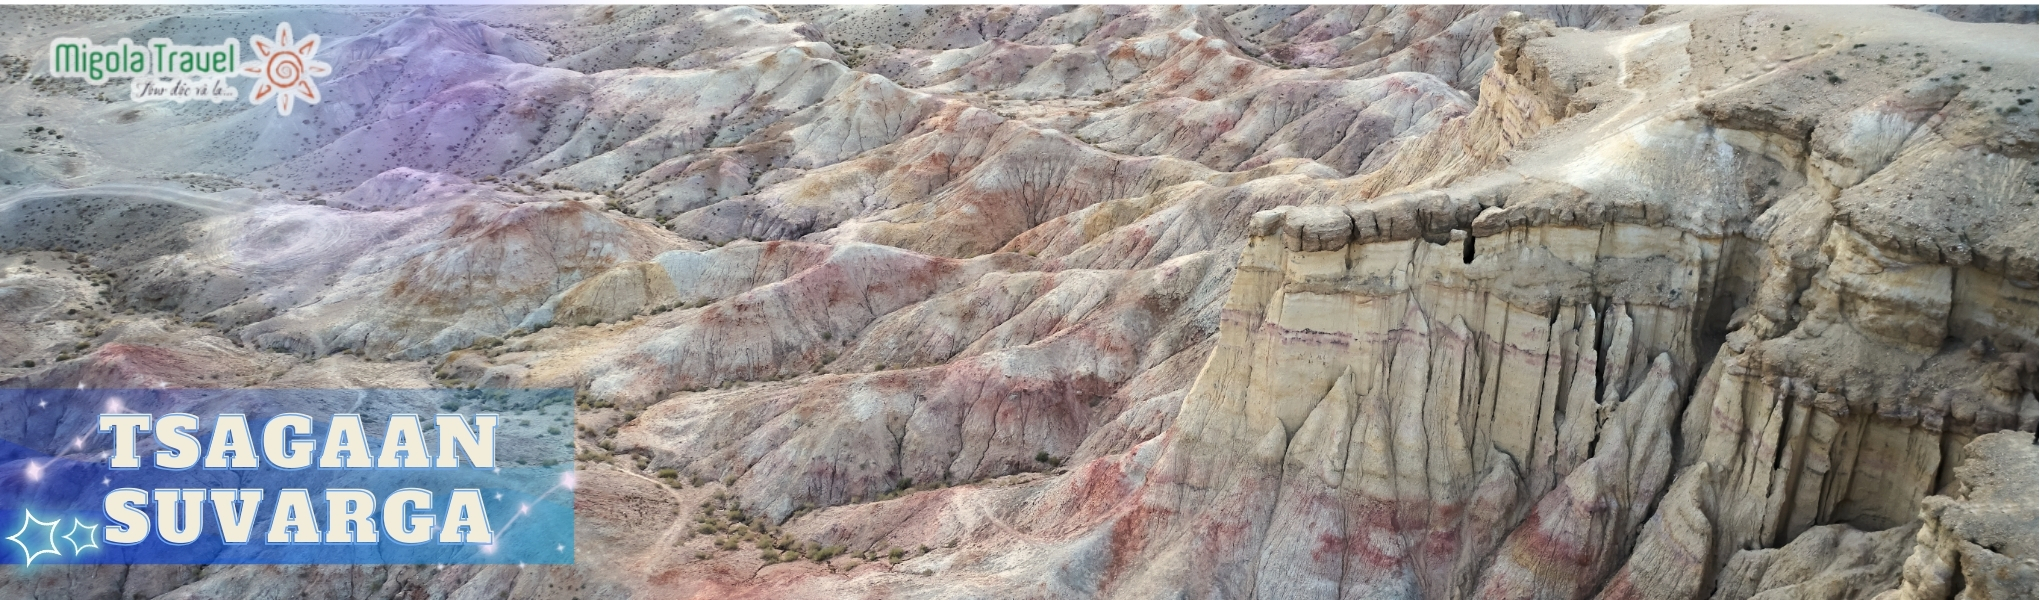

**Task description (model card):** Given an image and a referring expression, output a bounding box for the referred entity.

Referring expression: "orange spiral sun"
[240,23,332,116]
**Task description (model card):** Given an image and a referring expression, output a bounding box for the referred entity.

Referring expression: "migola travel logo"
[241,23,332,116]
[47,22,331,116]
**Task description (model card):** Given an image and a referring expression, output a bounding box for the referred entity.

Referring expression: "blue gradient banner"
[0,389,574,565]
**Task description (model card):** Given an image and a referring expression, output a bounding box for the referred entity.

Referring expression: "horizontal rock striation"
[0,4,2032,600]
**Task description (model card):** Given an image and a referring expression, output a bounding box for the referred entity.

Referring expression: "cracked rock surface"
[0,5,2032,599]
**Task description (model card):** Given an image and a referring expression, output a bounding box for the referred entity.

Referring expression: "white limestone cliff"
[0,5,2031,600]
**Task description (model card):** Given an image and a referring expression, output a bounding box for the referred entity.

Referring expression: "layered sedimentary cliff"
[0,5,2031,600]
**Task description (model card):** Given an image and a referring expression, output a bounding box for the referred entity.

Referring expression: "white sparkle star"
[7,510,63,566]
[62,519,98,554]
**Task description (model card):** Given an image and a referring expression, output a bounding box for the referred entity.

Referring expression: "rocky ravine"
[0,5,2032,600]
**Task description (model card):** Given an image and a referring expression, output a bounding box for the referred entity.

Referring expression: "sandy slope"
[0,5,2032,600]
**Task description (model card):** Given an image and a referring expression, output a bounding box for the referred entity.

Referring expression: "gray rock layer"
[0,5,2031,600]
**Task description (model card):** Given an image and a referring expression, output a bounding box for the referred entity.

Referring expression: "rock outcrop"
[1879,431,2039,600]
[0,5,2031,600]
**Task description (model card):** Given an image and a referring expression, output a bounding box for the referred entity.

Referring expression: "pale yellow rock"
[1877,431,2038,600]
[554,261,680,326]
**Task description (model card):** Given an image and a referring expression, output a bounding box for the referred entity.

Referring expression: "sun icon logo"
[240,22,331,116]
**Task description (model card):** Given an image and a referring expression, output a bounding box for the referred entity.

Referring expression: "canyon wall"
[0,5,2030,600]
[1089,7,2037,599]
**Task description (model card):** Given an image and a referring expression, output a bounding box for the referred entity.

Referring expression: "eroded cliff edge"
[0,5,2029,600]
[1118,6,2037,599]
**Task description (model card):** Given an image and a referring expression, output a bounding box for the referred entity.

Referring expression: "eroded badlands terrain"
[0,5,2034,599]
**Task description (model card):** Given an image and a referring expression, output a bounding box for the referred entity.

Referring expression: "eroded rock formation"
[0,5,2031,600]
